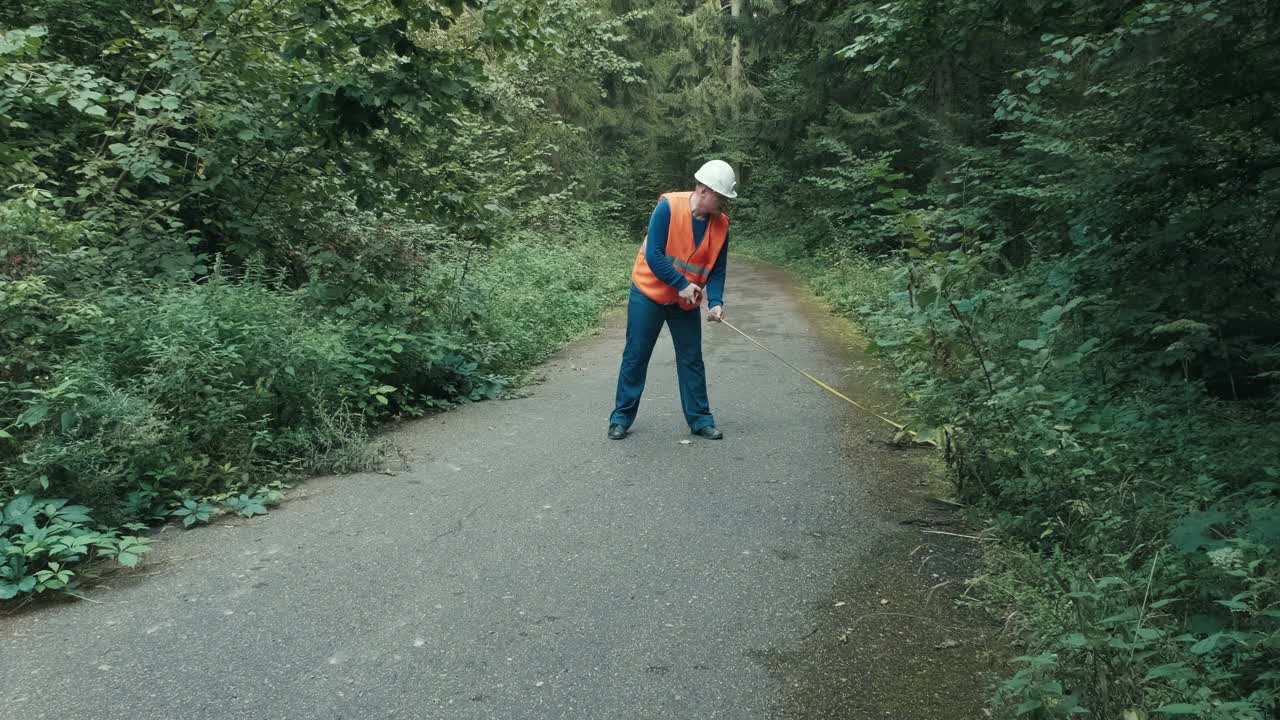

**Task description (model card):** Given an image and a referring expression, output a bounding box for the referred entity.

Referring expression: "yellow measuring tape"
[719,318,936,446]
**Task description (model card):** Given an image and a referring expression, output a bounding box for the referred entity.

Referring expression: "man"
[608,159,738,441]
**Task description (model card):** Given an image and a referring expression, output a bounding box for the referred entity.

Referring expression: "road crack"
[428,503,486,545]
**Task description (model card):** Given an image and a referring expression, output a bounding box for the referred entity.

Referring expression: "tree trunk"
[731,0,742,105]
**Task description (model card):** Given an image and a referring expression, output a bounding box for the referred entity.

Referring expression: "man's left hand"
[707,305,724,323]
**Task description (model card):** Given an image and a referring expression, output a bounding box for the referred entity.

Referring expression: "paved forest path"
[2,261,1000,719]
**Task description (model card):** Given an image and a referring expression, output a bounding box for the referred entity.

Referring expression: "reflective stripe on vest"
[669,255,712,282]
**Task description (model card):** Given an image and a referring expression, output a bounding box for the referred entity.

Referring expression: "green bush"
[471,227,636,370]
[0,495,151,600]
[4,275,359,520]
[0,202,109,404]
[2,269,506,521]
[1,199,634,597]
[10,377,176,522]
[96,277,353,444]
[751,228,1280,718]
[1,0,643,606]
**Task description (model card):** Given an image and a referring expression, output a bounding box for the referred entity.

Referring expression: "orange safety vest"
[631,191,729,309]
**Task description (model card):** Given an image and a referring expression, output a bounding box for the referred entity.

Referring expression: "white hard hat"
[694,159,738,199]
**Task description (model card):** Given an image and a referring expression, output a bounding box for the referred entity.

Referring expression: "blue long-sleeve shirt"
[644,197,729,308]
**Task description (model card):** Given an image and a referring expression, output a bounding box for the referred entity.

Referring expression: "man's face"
[692,184,724,216]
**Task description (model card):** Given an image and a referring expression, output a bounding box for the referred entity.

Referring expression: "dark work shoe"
[608,424,628,440]
[693,426,724,440]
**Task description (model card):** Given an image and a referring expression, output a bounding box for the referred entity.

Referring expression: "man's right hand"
[678,283,704,307]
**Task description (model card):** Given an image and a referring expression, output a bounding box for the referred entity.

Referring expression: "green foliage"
[2,219,631,530]
[223,494,268,518]
[1,495,151,599]
[0,0,492,270]
[726,0,1279,711]
[753,228,1280,716]
[980,537,1279,719]
[4,10,1274,720]
[1,0,640,602]
[466,206,640,370]
[170,498,214,528]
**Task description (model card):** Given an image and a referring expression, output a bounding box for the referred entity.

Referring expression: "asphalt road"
[1,261,986,720]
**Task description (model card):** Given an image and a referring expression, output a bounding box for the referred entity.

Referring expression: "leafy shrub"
[0,0,643,606]
[0,202,109,412]
[0,495,151,600]
[4,275,357,519]
[752,226,1280,717]
[9,377,176,521]
[470,227,637,370]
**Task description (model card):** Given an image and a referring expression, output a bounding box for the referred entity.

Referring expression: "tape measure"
[718,318,936,446]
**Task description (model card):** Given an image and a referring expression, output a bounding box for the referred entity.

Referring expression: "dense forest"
[2,0,1277,716]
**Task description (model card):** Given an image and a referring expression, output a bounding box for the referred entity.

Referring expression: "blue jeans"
[610,285,715,432]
